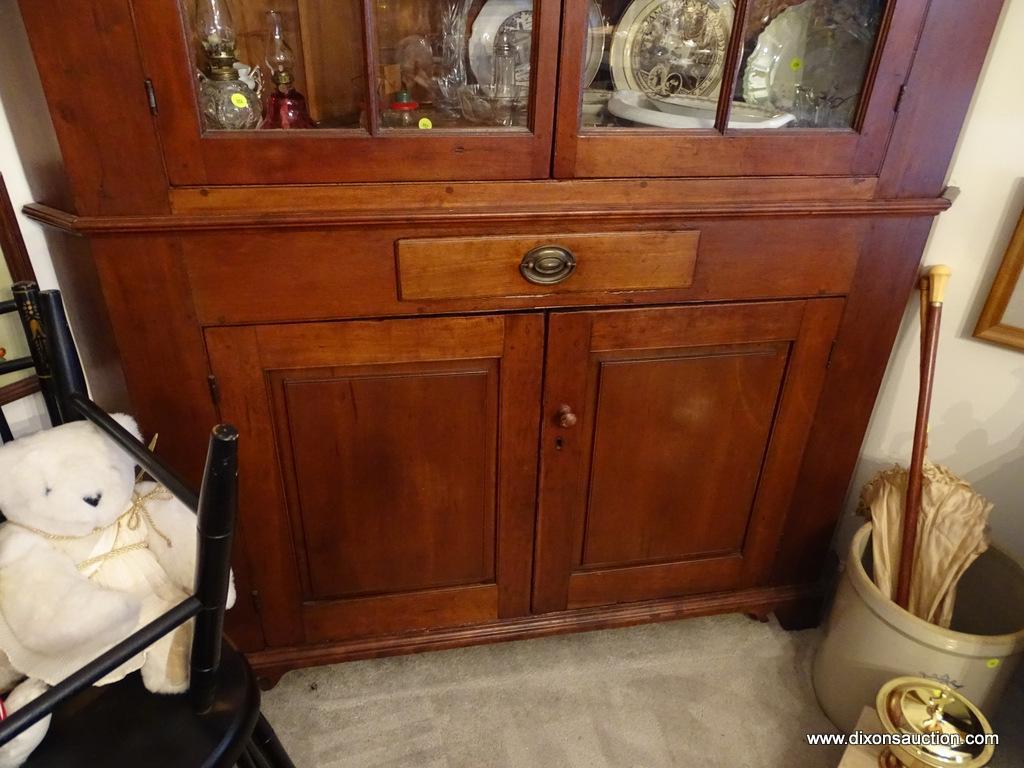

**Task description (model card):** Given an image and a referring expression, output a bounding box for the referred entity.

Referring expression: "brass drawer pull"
[520,245,577,285]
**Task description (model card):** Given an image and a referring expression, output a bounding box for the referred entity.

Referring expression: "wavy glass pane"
[583,0,733,129]
[581,0,885,131]
[186,0,368,131]
[375,0,535,130]
[732,0,886,129]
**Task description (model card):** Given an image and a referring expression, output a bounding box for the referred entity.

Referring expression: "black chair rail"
[0,283,294,767]
[0,399,238,745]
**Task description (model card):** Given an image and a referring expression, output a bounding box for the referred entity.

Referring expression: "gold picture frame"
[974,208,1024,351]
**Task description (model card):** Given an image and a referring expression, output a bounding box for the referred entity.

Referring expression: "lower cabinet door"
[206,314,544,647]
[532,299,844,612]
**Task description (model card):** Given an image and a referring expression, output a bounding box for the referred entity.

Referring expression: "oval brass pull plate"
[520,245,577,285]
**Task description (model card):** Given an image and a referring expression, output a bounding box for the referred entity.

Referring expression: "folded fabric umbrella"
[858,265,992,628]
[860,461,991,627]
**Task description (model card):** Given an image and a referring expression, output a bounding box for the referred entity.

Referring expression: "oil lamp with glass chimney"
[196,0,261,130]
[262,10,315,129]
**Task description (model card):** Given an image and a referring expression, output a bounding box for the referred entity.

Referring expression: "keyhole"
[555,437,564,451]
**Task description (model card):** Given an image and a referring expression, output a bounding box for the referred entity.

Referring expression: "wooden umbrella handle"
[927,265,952,305]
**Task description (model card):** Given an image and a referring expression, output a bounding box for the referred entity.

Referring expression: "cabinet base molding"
[247,582,820,689]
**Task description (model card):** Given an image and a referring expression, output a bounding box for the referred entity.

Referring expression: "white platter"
[607,89,795,129]
[582,88,612,117]
[609,0,735,99]
[469,0,533,87]
[741,0,813,111]
[742,0,881,125]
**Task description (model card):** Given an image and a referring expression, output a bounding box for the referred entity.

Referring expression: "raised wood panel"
[184,218,864,324]
[533,299,844,613]
[277,362,498,600]
[206,313,543,645]
[397,231,699,300]
[580,345,788,569]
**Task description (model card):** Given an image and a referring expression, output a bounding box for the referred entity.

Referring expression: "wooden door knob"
[557,404,578,428]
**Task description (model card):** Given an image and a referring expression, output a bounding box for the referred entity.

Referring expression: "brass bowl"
[875,677,996,768]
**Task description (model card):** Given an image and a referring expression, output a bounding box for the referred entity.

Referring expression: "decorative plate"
[609,0,736,99]
[608,89,795,129]
[742,0,882,125]
[583,1,607,89]
[469,0,533,87]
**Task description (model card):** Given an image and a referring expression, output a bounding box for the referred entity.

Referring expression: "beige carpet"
[262,614,1024,767]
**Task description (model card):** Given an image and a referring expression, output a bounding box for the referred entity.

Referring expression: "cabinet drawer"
[396,231,700,300]
[183,218,864,325]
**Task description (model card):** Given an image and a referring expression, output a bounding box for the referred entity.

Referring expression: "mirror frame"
[975,207,1024,352]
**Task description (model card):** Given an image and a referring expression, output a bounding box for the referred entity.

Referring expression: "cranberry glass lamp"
[262,10,315,129]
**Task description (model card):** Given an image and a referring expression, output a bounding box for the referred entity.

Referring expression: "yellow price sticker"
[230,93,250,109]
[418,117,433,130]
[790,58,803,72]
[987,658,1001,669]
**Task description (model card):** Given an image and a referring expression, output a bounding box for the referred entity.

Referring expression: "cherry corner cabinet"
[13,0,1005,682]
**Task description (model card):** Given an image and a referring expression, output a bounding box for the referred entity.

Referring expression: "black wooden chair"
[0,283,295,768]
[0,283,63,443]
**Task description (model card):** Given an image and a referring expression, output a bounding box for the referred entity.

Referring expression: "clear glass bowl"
[457,84,527,126]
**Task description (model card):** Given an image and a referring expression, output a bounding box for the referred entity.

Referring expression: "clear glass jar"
[491,28,517,100]
[383,90,421,128]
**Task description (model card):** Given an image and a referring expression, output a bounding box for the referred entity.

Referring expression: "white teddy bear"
[0,415,234,766]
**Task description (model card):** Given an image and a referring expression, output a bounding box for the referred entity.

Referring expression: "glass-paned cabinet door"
[554,0,927,178]
[133,0,560,184]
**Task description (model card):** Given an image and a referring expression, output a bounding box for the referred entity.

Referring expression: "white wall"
[0,1,59,437]
[842,0,1024,558]
[0,86,51,431]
